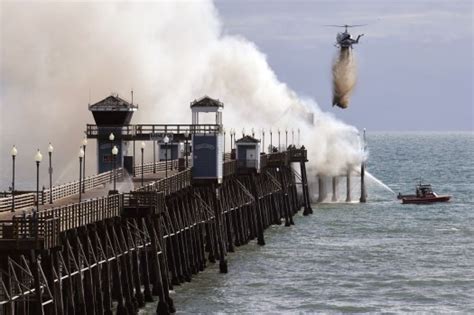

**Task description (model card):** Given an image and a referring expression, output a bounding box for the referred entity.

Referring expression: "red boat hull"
[402,195,451,204]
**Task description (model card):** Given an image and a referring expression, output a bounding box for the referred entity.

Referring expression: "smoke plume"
[0,1,365,191]
[332,48,357,108]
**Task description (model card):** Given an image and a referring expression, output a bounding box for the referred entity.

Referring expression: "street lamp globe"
[109,133,115,141]
[79,147,85,158]
[82,137,88,146]
[35,149,43,162]
[48,143,54,153]
[11,146,17,157]
[163,135,170,144]
[141,141,146,149]
[112,145,118,156]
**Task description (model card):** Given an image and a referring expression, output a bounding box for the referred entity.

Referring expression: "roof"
[190,96,224,108]
[235,135,260,144]
[89,94,138,111]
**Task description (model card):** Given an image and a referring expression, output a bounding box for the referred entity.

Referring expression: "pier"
[0,95,313,314]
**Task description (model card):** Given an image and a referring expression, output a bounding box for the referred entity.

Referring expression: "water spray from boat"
[366,171,395,195]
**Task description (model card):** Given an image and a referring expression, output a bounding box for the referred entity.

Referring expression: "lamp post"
[233,130,236,149]
[132,126,136,176]
[34,149,43,212]
[78,147,84,202]
[109,133,115,181]
[48,143,54,204]
[262,129,265,153]
[285,128,288,150]
[230,129,234,150]
[10,146,17,212]
[153,139,156,173]
[184,131,190,168]
[82,137,87,193]
[112,145,118,192]
[141,141,145,187]
[278,129,281,152]
[164,135,170,178]
[270,129,273,151]
[298,128,300,147]
[223,128,226,154]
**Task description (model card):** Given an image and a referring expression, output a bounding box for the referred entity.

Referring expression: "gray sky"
[0,0,472,190]
[215,0,473,131]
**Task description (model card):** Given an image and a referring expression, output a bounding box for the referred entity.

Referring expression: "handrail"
[123,191,166,215]
[136,169,192,196]
[133,159,179,177]
[0,169,123,213]
[0,217,60,249]
[86,124,221,139]
[43,168,123,204]
[0,193,36,213]
[37,193,123,232]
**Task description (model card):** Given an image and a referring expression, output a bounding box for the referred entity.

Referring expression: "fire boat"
[397,182,451,204]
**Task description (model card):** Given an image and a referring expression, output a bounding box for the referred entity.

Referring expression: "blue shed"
[190,96,224,183]
[159,142,181,161]
[235,135,261,173]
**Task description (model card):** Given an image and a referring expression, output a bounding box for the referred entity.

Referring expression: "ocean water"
[141,132,474,313]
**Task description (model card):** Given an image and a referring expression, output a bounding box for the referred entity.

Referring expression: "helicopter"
[326,24,366,49]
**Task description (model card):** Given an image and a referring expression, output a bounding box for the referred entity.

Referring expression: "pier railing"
[287,147,307,162]
[0,216,60,249]
[0,190,168,246]
[0,193,36,213]
[137,169,192,195]
[0,169,123,213]
[133,159,179,177]
[43,168,124,204]
[86,124,221,140]
[265,151,289,167]
[123,191,166,216]
[37,193,123,232]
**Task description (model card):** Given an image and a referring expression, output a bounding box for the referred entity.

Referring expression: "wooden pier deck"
[0,148,312,315]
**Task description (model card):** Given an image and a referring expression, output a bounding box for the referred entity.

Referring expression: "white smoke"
[0,1,364,190]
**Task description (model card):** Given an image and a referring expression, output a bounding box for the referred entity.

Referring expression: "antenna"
[131,89,134,105]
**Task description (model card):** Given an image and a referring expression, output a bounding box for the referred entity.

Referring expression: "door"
[246,149,256,168]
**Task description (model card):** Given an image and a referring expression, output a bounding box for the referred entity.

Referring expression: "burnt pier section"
[0,95,312,314]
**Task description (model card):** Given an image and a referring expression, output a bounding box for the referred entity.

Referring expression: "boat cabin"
[416,184,434,197]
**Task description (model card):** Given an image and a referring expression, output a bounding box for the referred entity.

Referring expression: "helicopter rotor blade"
[323,24,368,28]
[346,24,368,28]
